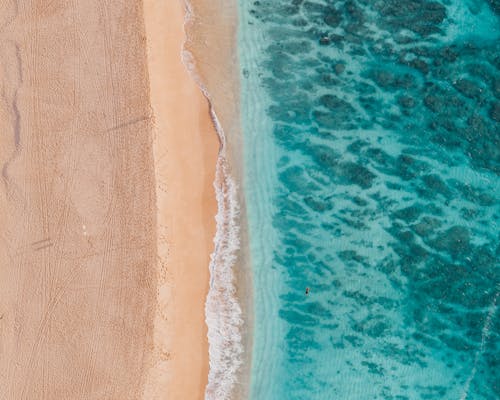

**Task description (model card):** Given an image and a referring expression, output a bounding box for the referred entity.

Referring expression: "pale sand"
[142,1,218,400]
[0,1,157,399]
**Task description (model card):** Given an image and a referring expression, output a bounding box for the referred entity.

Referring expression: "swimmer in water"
[305,287,310,295]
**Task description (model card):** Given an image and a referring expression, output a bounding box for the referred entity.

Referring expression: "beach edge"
[182,1,254,399]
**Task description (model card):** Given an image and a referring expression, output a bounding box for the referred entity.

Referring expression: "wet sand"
[182,2,251,399]
[182,0,240,166]
[142,0,218,399]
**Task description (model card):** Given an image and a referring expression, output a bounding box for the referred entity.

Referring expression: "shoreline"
[183,1,254,399]
[142,0,219,398]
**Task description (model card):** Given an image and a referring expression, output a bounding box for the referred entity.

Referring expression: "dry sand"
[0,0,218,399]
[0,1,156,399]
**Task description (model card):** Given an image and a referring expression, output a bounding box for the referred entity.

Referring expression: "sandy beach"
[0,1,218,399]
[180,1,253,398]
[0,1,157,398]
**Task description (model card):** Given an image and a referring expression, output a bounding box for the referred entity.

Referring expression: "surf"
[182,2,244,399]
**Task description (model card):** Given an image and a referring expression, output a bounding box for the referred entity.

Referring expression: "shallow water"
[239,1,499,399]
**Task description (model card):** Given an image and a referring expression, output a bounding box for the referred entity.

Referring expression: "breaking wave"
[181,2,244,399]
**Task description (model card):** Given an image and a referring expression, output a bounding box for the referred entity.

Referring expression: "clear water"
[239,0,500,399]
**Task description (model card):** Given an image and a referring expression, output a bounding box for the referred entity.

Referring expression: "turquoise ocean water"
[238,1,499,399]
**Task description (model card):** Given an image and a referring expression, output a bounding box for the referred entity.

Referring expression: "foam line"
[181,2,244,399]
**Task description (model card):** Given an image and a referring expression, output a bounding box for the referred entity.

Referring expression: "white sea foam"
[181,2,244,399]
[204,153,244,400]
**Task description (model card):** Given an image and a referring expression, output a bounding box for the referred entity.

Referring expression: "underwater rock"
[280,166,320,193]
[453,78,484,100]
[467,63,495,84]
[466,114,489,137]
[304,196,333,212]
[423,95,440,113]
[488,74,500,98]
[398,96,416,108]
[376,0,446,36]
[334,63,346,75]
[411,217,442,238]
[395,154,429,180]
[361,361,386,375]
[392,205,423,223]
[420,174,451,198]
[319,94,354,111]
[313,109,357,129]
[323,7,342,27]
[439,46,459,62]
[489,101,500,121]
[338,162,376,188]
[308,143,341,170]
[409,58,429,74]
[430,226,471,257]
[368,69,397,89]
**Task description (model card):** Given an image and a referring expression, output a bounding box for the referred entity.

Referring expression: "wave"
[181,2,244,399]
